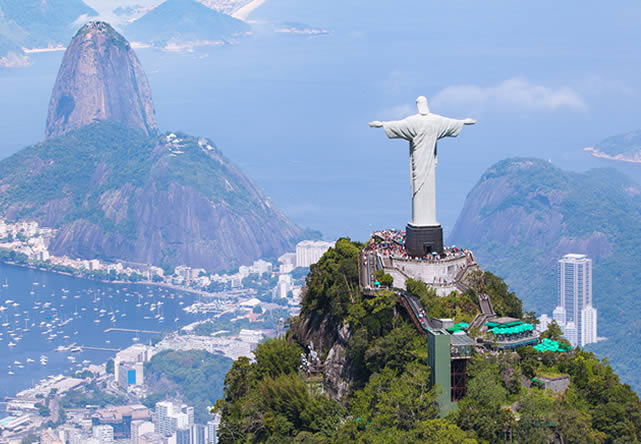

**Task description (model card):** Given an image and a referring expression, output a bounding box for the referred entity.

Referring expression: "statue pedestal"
[406,224,443,257]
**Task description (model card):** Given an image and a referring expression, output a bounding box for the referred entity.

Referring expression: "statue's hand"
[368,121,384,128]
[463,118,476,125]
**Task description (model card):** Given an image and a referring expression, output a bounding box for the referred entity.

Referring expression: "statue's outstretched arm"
[463,118,476,125]
[368,120,384,128]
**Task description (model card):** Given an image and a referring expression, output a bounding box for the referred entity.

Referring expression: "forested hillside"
[212,239,641,443]
[449,158,641,392]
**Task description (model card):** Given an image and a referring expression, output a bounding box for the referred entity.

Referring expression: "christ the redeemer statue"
[369,96,475,256]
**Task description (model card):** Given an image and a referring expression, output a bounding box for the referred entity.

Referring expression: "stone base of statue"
[405,224,444,257]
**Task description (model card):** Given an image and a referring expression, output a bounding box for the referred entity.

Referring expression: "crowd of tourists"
[365,229,472,264]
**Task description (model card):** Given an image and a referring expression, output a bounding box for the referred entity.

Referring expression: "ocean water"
[0,262,203,401]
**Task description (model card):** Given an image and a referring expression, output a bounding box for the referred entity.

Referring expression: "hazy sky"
[2,0,641,240]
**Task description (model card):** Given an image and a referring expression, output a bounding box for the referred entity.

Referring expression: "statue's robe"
[383,113,464,227]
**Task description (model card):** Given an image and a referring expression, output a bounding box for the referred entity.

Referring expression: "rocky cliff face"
[448,158,641,390]
[449,159,615,262]
[292,311,353,401]
[45,22,156,139]
[0,22,301,271]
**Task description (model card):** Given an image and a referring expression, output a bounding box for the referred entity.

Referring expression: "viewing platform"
[359,229,479,296]
[480,317,540,349]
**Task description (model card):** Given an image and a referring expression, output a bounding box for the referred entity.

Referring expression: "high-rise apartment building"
[555,254,597,347]
[131,421,155,444]
[155,401,191,438]
[207,414,220,444]
[295,240,335,268]
[176,428,190,444]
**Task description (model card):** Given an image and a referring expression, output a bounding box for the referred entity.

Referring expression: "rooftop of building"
[449,333,476,346]
[560,253,590,261]
[94,405,150,422]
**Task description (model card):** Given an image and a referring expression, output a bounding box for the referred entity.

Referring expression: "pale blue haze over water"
[1,0,640,241]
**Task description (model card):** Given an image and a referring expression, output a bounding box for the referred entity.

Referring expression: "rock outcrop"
[449,156,641,318]
[292,311,353,402]
[0,22,301,271]
[45,22,157,139]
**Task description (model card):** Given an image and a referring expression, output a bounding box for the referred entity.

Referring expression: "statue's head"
[416,96,430,115]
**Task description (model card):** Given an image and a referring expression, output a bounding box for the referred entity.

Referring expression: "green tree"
[302,238,361,320]
[254,337,301,379]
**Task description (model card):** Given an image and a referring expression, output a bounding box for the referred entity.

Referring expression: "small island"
[585,129,641,163]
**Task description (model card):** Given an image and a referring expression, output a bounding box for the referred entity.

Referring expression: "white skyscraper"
[552,306,566,327]
[554,253,597,347]
[207,414,220,444]
[537,314,551,333]
[295,240,335,268]
[563,321,578,347]
[581,305,598,346]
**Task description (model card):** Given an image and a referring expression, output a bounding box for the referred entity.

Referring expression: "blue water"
[0,262,205,401]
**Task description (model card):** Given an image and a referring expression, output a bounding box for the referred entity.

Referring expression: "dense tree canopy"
[214,239,641,443]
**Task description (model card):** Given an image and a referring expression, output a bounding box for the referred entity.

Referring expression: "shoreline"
[23,47,66,54]
[584,147,641,164]
[0,259,225,298]
[233,0,267,20]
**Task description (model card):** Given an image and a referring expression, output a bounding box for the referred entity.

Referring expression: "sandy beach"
[584,147,641,164]
[23,46,66,54]
[233,0,267,20]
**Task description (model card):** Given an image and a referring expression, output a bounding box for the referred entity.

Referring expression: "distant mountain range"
[0,0,252,66]
[0,21,301,271]
[124,0,250,49]
[0,0,97,47]
[449,158,641,391]
[585,129,641,163]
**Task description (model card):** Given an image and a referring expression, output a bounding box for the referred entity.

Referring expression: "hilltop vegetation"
[145,349,232,424]
[213,239,641,443]
[0,120,301,270]
[449,158,641,391]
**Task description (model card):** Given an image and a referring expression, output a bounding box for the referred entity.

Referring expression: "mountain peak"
[45,21,157,139]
